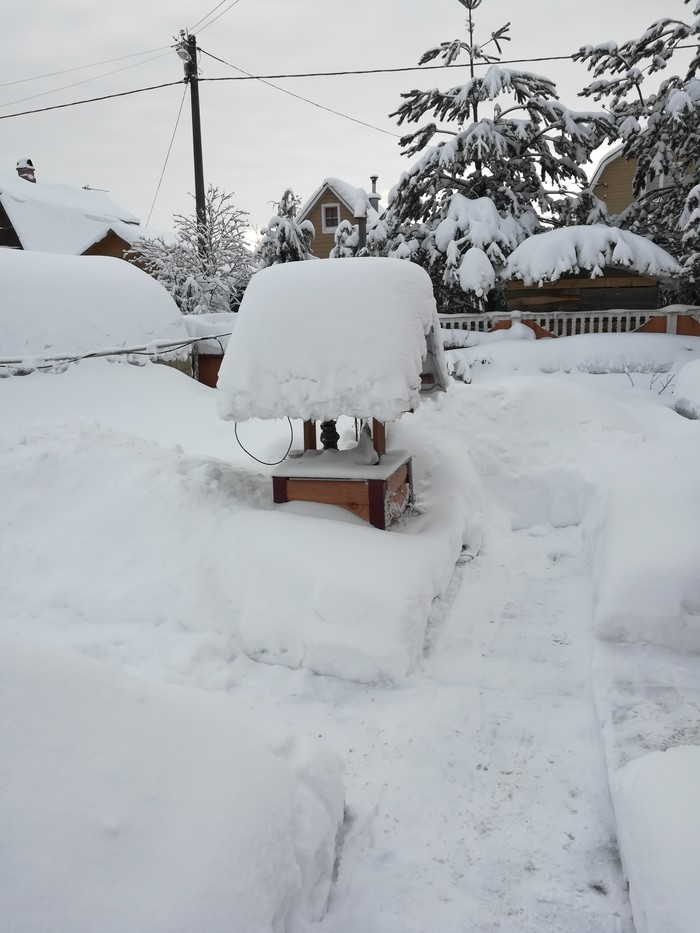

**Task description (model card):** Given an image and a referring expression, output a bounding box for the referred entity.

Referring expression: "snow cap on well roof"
[0,250,187,362]
[217,257,447,423]
[0,171,145,254]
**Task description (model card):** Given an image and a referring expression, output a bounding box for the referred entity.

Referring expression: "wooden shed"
[216,257,448,529]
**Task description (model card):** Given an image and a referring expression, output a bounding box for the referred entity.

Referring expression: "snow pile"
[0,250,188,365]
[675,358,700,417]
[591,435,700,652]
[183,311,237,354]
[0,170,141,255]
[0,635,343,933]
[442,320,536,348]
[610,747,700,933]
[503,224,682,284]
[0,361,477,683]
[217,257,447,422]
[449,332,700,383]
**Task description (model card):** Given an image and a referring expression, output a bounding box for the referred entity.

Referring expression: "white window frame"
[321,202,341,233]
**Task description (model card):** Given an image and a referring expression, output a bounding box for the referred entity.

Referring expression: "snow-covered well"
[0,250,188,365]
[217,258,448,423]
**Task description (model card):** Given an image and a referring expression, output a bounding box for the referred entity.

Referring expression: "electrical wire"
[0,50,173,109]
[146,84,188,225]
[195,0,244,35]
[0,81,184,121]
[234,418,295,466]
[0,47,172,89]
[199,49,401,138]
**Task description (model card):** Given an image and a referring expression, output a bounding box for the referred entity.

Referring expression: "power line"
[196,0,244,34]
[147,84,188,225]
[0,47,171,90]
[0,81,184,121]
[199,49,400,138]
[0,50,173,110]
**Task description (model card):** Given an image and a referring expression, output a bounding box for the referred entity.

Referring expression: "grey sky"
[3,0,673,236]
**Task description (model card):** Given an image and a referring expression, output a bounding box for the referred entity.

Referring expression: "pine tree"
[575,1,700,298]
[129,186,253,315]
[253,189,314,266]
[384,0,607,311]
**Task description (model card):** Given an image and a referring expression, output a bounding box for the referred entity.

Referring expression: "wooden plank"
[367,478,387,530]
[372,419,386,457]
[285,478,370,521]
[387,463,409,495]
[272,476,288,504]
[303,420,317,451]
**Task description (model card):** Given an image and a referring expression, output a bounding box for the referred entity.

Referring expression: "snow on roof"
[217,257,447,422]
[0,172,143,255]
[0,250,188,362]
[299,177,382,226]
[502,225,682,285]
[588,145,626,187]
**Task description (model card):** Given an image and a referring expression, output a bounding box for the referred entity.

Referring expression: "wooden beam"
[372,419,386,457]
[303,420,317,452]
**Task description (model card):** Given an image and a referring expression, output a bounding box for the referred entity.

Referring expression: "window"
[321,203,340,233]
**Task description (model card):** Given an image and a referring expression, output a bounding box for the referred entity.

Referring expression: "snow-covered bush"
[129,186,253,314]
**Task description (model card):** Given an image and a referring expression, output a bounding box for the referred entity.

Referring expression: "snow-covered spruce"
[254,188,314,267]
[381,0,609,311]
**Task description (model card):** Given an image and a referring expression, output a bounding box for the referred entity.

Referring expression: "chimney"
[16,158,36,183]
[368,175,380,213]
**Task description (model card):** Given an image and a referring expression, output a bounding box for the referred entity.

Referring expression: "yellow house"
[298,176,381,257]
[590,146,638,216]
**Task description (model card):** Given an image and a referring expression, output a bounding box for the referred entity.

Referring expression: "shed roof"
[0,249,188,362]
[217,257,447,423]
[0,173,163,255]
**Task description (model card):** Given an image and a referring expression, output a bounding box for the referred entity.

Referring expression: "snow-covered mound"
[611,747,700,933]
[217,257,447,423]
[503,224,682,284]
[449,332,700,383]
[0,635,343,933]
[675,358,700,418]
[0,250,188,365]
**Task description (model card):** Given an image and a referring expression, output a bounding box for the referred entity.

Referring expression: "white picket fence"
[438,308,696,337]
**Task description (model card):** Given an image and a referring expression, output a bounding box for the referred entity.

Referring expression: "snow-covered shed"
[298,176,382,258]
[217,257,448,529]
[503,225,682,315]
[0,161,165,259]
[0,250,189,371]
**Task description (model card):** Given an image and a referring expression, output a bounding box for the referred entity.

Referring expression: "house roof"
[216,257,448,423]
[0,249,188,363]
[299,177,382,227]
[589,145,630,188]
[0,172,158,255]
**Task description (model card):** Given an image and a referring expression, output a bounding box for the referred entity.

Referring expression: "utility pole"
[177,31,206,242]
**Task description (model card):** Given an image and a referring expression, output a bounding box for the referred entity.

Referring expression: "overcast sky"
[3,0,675,236]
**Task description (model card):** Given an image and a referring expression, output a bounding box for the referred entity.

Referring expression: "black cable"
[0,47,171,89]
[234,418,295,466]
[195,0,244,34]
[146,84,188,225]
[0,81,184,121]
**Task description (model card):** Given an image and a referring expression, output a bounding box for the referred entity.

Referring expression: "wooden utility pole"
[180,32,206,240]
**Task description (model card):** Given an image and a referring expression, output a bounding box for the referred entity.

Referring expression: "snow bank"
[217,257,447,422]
[592,436,700,652]
[449,332,700,383]
[503,224,681,284]
[611,747,700,933]
[0,635,343,933]
[0,362,478,683]
[0,250,188,364]
[675,358,700,418]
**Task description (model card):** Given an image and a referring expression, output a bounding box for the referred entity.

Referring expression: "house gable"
[0,202,22,250]
[298,182,358,258]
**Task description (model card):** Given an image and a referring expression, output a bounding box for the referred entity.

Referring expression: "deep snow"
[2,331,700,932]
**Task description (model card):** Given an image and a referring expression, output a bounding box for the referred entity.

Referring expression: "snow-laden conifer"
[576,1,700,297]
[383,0,607,311]
[128,186,253,315]
[254,189,314,266]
